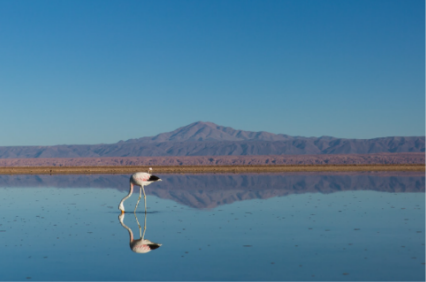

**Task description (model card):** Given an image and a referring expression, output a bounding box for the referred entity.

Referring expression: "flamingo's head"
[118,213,125,223]
[118,202,125,213]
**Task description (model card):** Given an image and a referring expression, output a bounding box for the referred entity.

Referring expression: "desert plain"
[0,153,424,174]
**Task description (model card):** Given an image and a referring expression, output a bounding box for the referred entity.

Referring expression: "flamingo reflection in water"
[119,212,162,253]
[118,168,162,213]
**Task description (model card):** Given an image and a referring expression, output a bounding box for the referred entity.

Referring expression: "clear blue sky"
[0,0,424,146]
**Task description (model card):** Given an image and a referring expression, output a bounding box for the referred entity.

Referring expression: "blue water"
[0,173,424,281]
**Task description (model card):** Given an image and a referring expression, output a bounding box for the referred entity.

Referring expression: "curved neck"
[119,183,134,210]
[119,215,134,242]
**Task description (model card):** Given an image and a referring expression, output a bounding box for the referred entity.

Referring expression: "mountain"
[121,121,292,143]
[0,121,424,158]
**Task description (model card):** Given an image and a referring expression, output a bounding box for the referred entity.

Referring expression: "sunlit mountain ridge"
[0,122,424,158]
[121,121,293,143]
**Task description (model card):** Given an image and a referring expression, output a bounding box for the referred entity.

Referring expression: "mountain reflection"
[0,172,424,209]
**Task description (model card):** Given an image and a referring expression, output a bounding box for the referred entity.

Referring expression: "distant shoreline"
[0,164,424,175]
[0,152,424,167]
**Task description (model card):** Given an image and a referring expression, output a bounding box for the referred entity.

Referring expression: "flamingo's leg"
[142,210,147,240]
[142,186,147,213]
[134,212,142,238]
[134,187,142,213]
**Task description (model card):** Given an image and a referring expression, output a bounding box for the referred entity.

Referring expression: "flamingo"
[118,212,162,254]
[118,168,162,213]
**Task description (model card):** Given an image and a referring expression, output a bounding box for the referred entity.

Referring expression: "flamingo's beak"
[120,210,125,214]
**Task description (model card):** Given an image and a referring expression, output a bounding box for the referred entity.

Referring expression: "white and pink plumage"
[118,212,162,254]
[119,168,162,213]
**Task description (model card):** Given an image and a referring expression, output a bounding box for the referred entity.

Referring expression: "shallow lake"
[0,172,424,281]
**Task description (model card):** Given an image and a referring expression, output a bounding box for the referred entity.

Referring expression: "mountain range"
[0,121,424,158]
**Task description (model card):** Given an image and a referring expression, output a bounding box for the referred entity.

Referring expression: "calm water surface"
[0,173,424,281]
